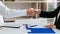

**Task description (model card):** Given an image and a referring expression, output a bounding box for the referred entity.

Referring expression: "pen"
[30,25,37,27]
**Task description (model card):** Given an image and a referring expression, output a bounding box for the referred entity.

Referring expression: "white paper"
[15,18,47,28]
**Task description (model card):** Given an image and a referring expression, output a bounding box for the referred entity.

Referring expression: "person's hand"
[44,24,56,29]
[34,9,41,14]
[27,8,35,16]
[27,8,41,16]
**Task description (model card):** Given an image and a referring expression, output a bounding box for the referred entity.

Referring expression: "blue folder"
[25,24,55,34]
[28,28,55,34]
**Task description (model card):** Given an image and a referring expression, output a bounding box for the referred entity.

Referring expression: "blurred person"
[39,6,60,29]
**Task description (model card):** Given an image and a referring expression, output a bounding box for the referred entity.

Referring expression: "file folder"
[28,28,55,34]
[25,24,55,34]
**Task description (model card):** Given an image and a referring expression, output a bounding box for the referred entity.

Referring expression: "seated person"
[39,6,60,29]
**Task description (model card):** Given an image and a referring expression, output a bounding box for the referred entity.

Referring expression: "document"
[15,18,47,28]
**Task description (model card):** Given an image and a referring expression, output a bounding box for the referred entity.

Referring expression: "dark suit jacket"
[39,6,60,29]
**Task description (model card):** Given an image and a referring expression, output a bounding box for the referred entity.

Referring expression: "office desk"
[0,26,28,34]
[0,18,60,34]
[0,26,60,34]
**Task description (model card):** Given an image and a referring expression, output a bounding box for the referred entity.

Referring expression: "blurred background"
[0,0,60,23]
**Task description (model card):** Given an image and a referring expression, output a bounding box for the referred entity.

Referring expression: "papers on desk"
[25,24,55,34]
[15,18,47,28]
[2,18,48,28]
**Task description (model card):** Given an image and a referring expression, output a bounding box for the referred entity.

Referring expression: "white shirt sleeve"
[0,15,4,26]
[0,1,27,18]
[5,9,27,18]
[0,1,9,17]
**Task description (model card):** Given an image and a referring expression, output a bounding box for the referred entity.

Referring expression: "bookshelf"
[2,0,58,11]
